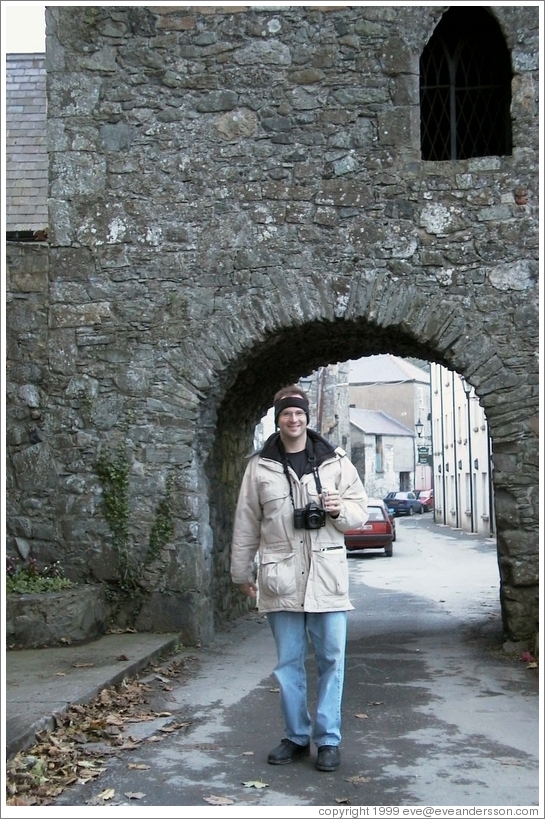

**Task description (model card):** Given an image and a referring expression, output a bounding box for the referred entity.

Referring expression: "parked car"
[344,499,395,557]
[383,491,423,516]
[417,488,434,512]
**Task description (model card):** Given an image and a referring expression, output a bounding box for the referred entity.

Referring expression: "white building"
[430,364,494,536]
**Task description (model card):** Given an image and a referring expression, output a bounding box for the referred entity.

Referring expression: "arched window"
[420,7,512,161]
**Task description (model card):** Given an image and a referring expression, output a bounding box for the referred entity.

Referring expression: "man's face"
[277,403,308,444]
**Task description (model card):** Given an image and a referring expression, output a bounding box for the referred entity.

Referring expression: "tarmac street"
[3,515,541,813]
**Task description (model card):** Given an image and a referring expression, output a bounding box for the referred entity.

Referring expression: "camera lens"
[305,504,326,529]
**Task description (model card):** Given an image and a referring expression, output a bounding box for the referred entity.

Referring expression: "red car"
[344,499,395,557]
[417,489,434,512]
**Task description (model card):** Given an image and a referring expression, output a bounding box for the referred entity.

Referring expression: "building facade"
[430,364,495,536]
[349,408,415,499]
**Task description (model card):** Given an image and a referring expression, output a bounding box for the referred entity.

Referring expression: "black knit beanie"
[274,395,310,426]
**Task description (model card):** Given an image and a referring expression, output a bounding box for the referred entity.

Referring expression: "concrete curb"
[6,633,182,759]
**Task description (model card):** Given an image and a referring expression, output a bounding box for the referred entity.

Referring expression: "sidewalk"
[4,631,182,759]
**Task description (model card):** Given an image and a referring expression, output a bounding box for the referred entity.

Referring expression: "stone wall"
[6,585,107,649]
[5,6,539,645]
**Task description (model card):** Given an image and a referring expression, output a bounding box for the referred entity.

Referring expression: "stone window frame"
[419,6,513,161]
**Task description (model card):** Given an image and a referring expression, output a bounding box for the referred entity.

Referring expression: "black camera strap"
[305,437,326,500]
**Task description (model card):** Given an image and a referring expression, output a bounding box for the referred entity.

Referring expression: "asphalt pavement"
[3,515,542,812]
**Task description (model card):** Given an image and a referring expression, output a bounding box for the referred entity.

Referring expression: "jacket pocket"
[312,549,349,596]
[260,552,297,597]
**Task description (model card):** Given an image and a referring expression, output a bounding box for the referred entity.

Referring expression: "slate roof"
[349,408,414,437]
[5,53,48,233]
[348,354,430,385]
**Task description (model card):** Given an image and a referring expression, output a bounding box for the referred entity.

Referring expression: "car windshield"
[367,507,386,521]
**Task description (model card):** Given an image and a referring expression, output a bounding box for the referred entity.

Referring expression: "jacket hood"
[259,428,337,470]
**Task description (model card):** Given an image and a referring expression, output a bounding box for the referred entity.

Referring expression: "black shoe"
[268,738,311,765]
[315,745,341,771]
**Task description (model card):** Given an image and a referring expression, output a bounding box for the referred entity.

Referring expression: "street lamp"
[414,418,426,492]
[461,377,475,533]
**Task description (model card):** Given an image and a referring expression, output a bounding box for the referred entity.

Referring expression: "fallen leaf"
[345,774,371,784]
[269,687,280,692]
[54,672,66,677]
[128,763,150,770]
[105,715,124,726]
[242,780,269,789]
[73,662,94,668]
[203,795,235,805]
[126,715,156,723]
[160,721,191,733]
[241,751,254,756]
[354,713,368,719]
[335,797,351,804]
[526,662,538,669]
[154,711,173,717]
[125,791,146,799]
[97,788,115,801]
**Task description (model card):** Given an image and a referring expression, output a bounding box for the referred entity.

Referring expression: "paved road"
[53,515,540,811]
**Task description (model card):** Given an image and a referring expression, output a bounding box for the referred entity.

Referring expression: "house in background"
[348,354,430,431]
[6,53,48,239]
[348,354,432,492]
[349,408,414,499]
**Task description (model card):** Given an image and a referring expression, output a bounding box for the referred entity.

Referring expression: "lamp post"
[462,378,475,533]
[415,418,423,438]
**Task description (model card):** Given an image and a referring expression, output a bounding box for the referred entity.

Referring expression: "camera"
[294,503,327,530]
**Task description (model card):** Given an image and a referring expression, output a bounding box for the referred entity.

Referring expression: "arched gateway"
[5,6,539,647]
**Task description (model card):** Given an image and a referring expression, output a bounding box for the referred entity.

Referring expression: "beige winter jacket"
[230,431,368,613]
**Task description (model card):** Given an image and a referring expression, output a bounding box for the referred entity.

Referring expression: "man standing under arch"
[231,385,368,772]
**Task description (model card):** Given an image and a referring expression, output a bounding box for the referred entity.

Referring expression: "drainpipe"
[428,372,435,522]
[439,366,447,526]
[451,371,460,529]
[462,378,475,533]
[487,428,495,537]
[316,366,327,435]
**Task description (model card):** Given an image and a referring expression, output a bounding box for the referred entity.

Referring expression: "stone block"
[6,585,108,649]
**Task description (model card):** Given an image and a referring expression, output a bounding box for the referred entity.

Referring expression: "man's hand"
[321,488,341,519]
[238,582,258,599]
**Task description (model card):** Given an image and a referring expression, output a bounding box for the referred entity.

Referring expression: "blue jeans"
[266,610,347,748]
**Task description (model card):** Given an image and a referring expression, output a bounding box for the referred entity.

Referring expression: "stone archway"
[5,5,538,647]
[201,287,537,644]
